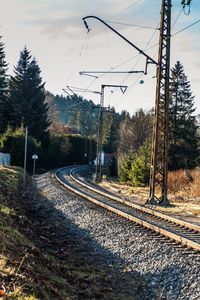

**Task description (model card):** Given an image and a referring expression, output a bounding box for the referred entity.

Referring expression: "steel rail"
[71,166,200,234]
[55,166,200,252]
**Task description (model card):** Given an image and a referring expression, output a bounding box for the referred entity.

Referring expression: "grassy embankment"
[0,166,145,300]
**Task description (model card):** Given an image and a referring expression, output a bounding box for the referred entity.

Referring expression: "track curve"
[55,166,200,252]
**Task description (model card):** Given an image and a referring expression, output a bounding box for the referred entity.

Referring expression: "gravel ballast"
[35,172,200,300]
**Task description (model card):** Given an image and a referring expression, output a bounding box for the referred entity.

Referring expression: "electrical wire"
[105,0,143,22]
[80,1,157,92]
[78,2,199,114]
[115,16,200,111]
[107,21,158,30]
[171,8,183,29]
[172,19,200,36]
[79,32,89,56]
[118,22,159,87]
[113,21,159,109]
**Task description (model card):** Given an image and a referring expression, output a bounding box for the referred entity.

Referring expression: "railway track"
[55,166,200,252]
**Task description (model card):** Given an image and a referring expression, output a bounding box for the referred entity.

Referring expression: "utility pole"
[146,0,171,205]
[82,1,192,202]
[94,84,127,182]
[95,85,104,182]
[146,0,192,205]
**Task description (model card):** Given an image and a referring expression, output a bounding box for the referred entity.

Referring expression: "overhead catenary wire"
[80,15,159,96]
[78,1,198,113]
[63,87,101,116]
[107,21,159,30]
[171,7,183,29]
[113,20,160,110]
[105,0,143,22]
[137,18,200,56]
[115,21,159,104]
[172,19,200,36]
[79,32,89,57]
[115,14,199,110]
[80,2,159,92]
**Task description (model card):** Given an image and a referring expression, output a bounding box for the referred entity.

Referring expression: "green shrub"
[0,129,97,171]
[129,142,151,186]
[0,127,41,171]
[119,151,135,182]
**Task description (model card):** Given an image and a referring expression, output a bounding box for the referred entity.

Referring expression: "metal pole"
[23,126,28,189]
[95,85,104,182]
[147,0,171,205]
[83,16,158,66]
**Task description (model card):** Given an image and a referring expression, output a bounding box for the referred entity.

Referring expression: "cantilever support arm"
[83,16,158,66]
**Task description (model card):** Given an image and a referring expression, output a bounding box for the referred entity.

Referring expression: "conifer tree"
[129,141,151,186]
[0,36,8,134]
[101,108,115,148]
[119,150,135,182]
[8,47,50,142]
[169,61,198,170]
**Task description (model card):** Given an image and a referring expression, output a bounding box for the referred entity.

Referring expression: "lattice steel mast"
[147,0,171,205]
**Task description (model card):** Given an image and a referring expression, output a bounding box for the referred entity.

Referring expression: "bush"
[168,168,200,197]
[119,151,135,182]
[0,128,97,171]
[0,127,42,172]
[190,169,200,197]
[167,169,189,193]
[129,142,151,186]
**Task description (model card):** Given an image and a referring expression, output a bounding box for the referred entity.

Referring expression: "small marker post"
[32,154,38,178]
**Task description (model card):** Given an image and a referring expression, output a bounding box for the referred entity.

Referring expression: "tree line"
[118,61,199,186]
[0,36,96,171]
[0,33,198,181]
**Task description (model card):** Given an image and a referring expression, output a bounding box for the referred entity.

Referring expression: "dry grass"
[189,169,200,197]
[100,169,200,222]
[168,168,200,198]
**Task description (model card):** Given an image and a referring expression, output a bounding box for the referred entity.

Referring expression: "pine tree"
[0,36,9,134]
[101,107,114,149]
[117,108,152,167]
[8,47,50,142]
[26,58,50,141]
[104,108,121,153]
[169,61,199,170]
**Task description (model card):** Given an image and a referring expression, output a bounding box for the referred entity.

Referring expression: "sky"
[0,0,199,115]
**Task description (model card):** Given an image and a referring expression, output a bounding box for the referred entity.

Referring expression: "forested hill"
[45,91,100,136]
[53,93,96,123]
[45,92,122,151]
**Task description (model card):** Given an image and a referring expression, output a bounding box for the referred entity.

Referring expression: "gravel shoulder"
[35,172,200,300]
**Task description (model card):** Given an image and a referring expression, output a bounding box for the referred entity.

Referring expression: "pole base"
[145,196,170,206]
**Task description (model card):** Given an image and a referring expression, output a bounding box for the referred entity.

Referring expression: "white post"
[32,154,38,178]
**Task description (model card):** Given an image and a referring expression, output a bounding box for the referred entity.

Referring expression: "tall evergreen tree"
[0,36,9,134]
[117,108,152,164]
[168,61,198,170]
[101,107,115,149]
[8,47,50,142]
[104,108,121,153]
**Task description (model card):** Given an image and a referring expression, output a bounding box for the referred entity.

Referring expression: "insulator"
[181,0,192,5]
